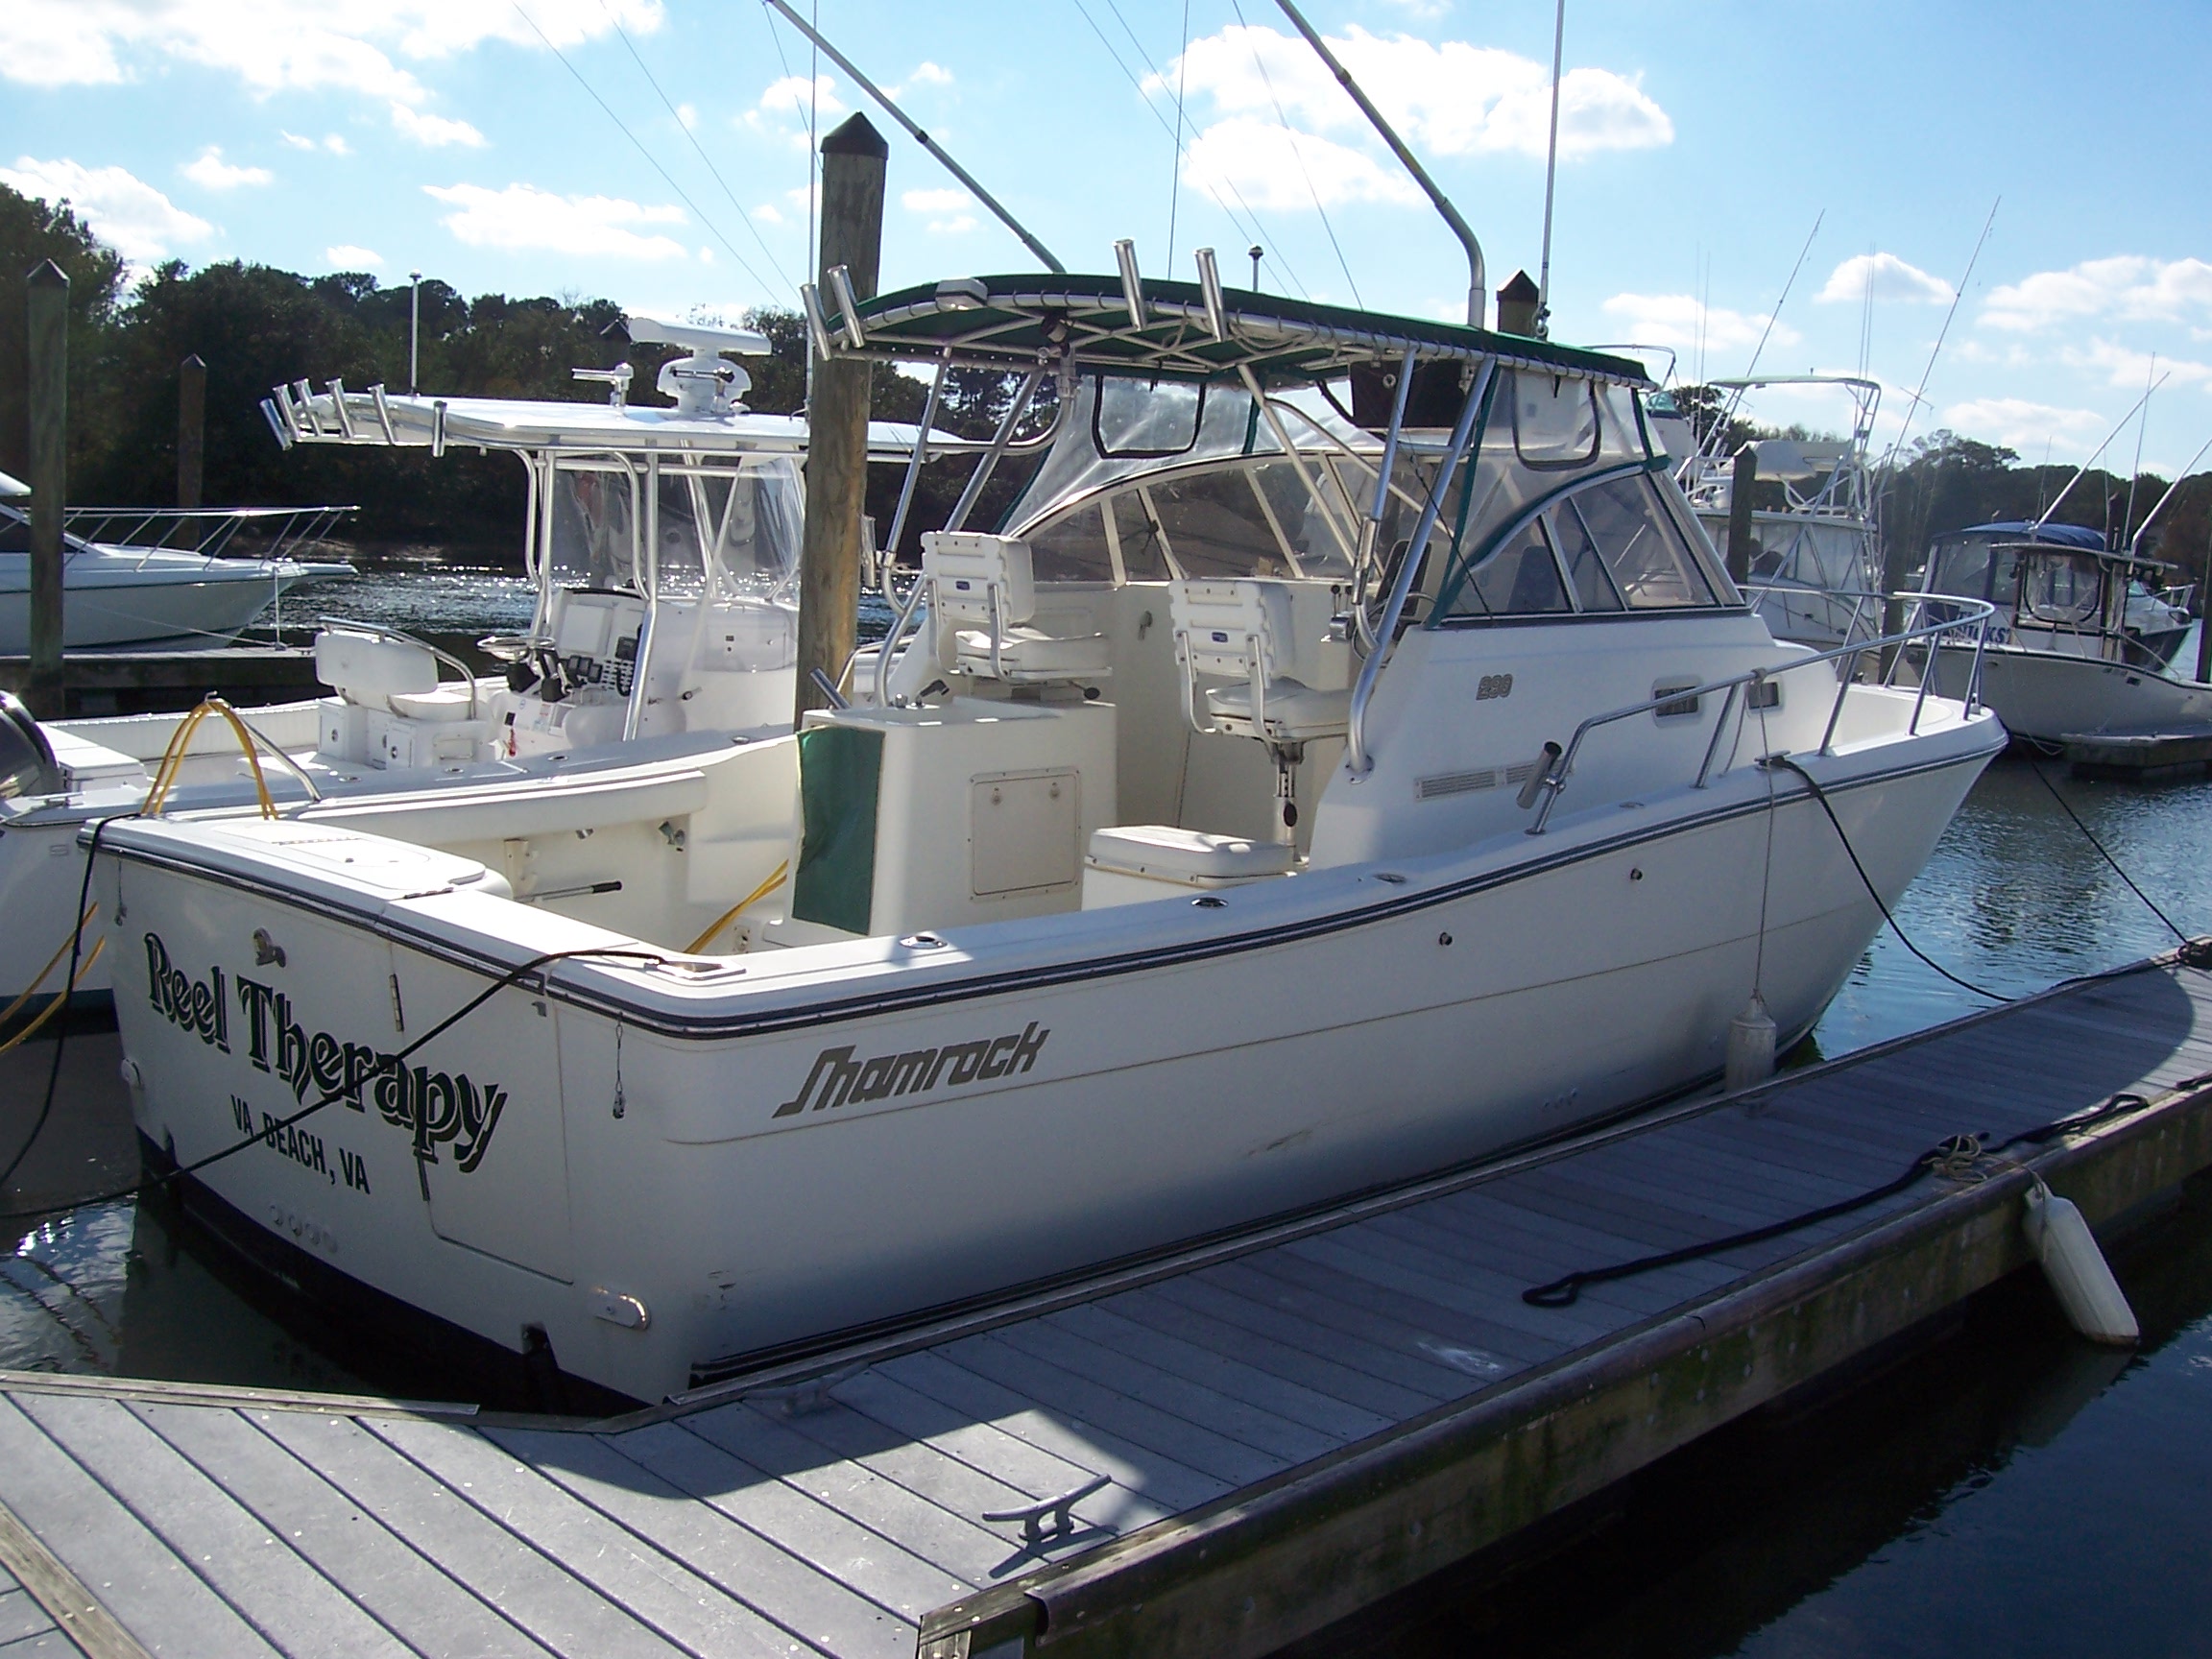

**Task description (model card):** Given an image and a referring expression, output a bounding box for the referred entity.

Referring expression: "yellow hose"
[143,696,278,820]
[0,935,106,1056]
[685,860,790,955]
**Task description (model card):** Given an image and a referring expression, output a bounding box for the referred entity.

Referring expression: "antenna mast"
[1273,0,1485,326]
[1536,0,1566,338]
[763,0,1065,273]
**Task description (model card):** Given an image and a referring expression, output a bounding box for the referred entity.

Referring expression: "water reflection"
[1815,758,2212,1055]
[4,1197,370,1395]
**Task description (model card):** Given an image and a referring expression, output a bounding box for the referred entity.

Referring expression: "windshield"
[545,453,801,599]
[1429,373,1718,621]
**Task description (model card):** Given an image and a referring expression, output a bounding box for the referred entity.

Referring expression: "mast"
[1273,0,1486,326]
[1536,0,1566,338]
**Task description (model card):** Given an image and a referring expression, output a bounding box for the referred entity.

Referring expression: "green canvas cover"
[791,722,884,936]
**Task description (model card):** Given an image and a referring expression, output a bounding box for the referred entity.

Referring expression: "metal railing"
[1522,592,1997,834]
[60,503,354,564]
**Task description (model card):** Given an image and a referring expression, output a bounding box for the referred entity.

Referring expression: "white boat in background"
[2,316,943,1006]
[1673,375,1887,650]
[94,275,2004,1403]
[0,486,353,653]
[1921,520,2210,743]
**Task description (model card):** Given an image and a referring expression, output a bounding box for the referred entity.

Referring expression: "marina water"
[8,569,2212,1653]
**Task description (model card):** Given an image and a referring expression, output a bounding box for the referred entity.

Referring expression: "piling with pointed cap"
[1726,445,1760,586]
[25,260,67,716]
[1495,271,1541,337]
[796,112,889,722]
[178,353,206,510]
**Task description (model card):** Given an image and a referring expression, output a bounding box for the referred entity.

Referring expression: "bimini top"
[825,273,1650,389]
[1945,520,2107,552]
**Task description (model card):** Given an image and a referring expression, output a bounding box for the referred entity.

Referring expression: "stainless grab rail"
[1523,592,1997,834]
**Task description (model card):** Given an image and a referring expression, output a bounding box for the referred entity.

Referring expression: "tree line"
[0,181,1035,563]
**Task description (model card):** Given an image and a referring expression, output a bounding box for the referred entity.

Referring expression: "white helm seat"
[923,531,1111,685]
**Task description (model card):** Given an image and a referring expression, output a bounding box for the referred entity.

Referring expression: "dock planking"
[6,954,2212,1658]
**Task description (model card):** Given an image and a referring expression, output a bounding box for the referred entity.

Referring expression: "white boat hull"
[1933,642,2212,743]
[0,550,329,651]
[99,715,1997,1402]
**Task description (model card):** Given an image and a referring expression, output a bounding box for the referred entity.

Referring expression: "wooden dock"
[0,649,322,717]
[5,953,2212,1659]
[2062,728,2212,780]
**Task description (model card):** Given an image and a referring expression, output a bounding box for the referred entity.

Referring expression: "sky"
[4,0,2210,474]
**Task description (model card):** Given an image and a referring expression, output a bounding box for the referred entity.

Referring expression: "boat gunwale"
[90,725,2004,1044]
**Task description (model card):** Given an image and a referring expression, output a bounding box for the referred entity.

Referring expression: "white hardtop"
[285,387,953,460]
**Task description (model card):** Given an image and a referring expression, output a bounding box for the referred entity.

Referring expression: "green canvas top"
[829,273,1651,390]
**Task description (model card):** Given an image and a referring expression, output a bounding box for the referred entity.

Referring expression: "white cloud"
[754,201,784,226]
[0,1,665,101]
[180,145,271,190]
[326,243,383,268]
[1598,292,1797,356]
[390,102,484,148]
[926,215,977,237]
[0,156,213,262]
[907,61,953,87]
[746,74,846,146]
[1183,116,1422,211]
[286,130,351,155]
[1983,255,2212,333]
[1942,397,2106,454]
[423,181,686,259]
[676,103,697,131]
[2059,338,2212,392]
[902,187,972,215]
[325,132,351,156]
[698,246,714,264]
[1815,252,1952,305]
[1158,24,1670,173]
[279,131,317,151]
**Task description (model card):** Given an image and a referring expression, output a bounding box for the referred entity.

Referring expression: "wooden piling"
[795,113,888,721]
[1725,445,1759,586]
[177,353,205,511]
[2197,515,2211,686]
[24,260,67,718]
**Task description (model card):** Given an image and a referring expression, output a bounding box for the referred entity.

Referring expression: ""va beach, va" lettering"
[775,1021,1048,1118]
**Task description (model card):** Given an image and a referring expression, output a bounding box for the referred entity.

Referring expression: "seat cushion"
[1205,677,1350,740]
[954,626,1113,681]
[386,683,479,723]
[1087,825,1294,881]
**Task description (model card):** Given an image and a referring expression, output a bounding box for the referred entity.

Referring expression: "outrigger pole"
[761,0,1066,275]
[2032,374,2168,537]
[1273,0,1486,327]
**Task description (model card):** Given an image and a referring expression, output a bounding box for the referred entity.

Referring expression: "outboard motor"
[0,690,60,801]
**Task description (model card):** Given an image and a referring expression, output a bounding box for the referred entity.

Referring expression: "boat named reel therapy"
[92,274,2005,1403]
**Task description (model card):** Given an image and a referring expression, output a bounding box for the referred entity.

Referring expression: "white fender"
[2023,1180,2139,1347]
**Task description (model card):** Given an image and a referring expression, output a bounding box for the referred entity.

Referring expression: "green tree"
[0,182,129,485]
